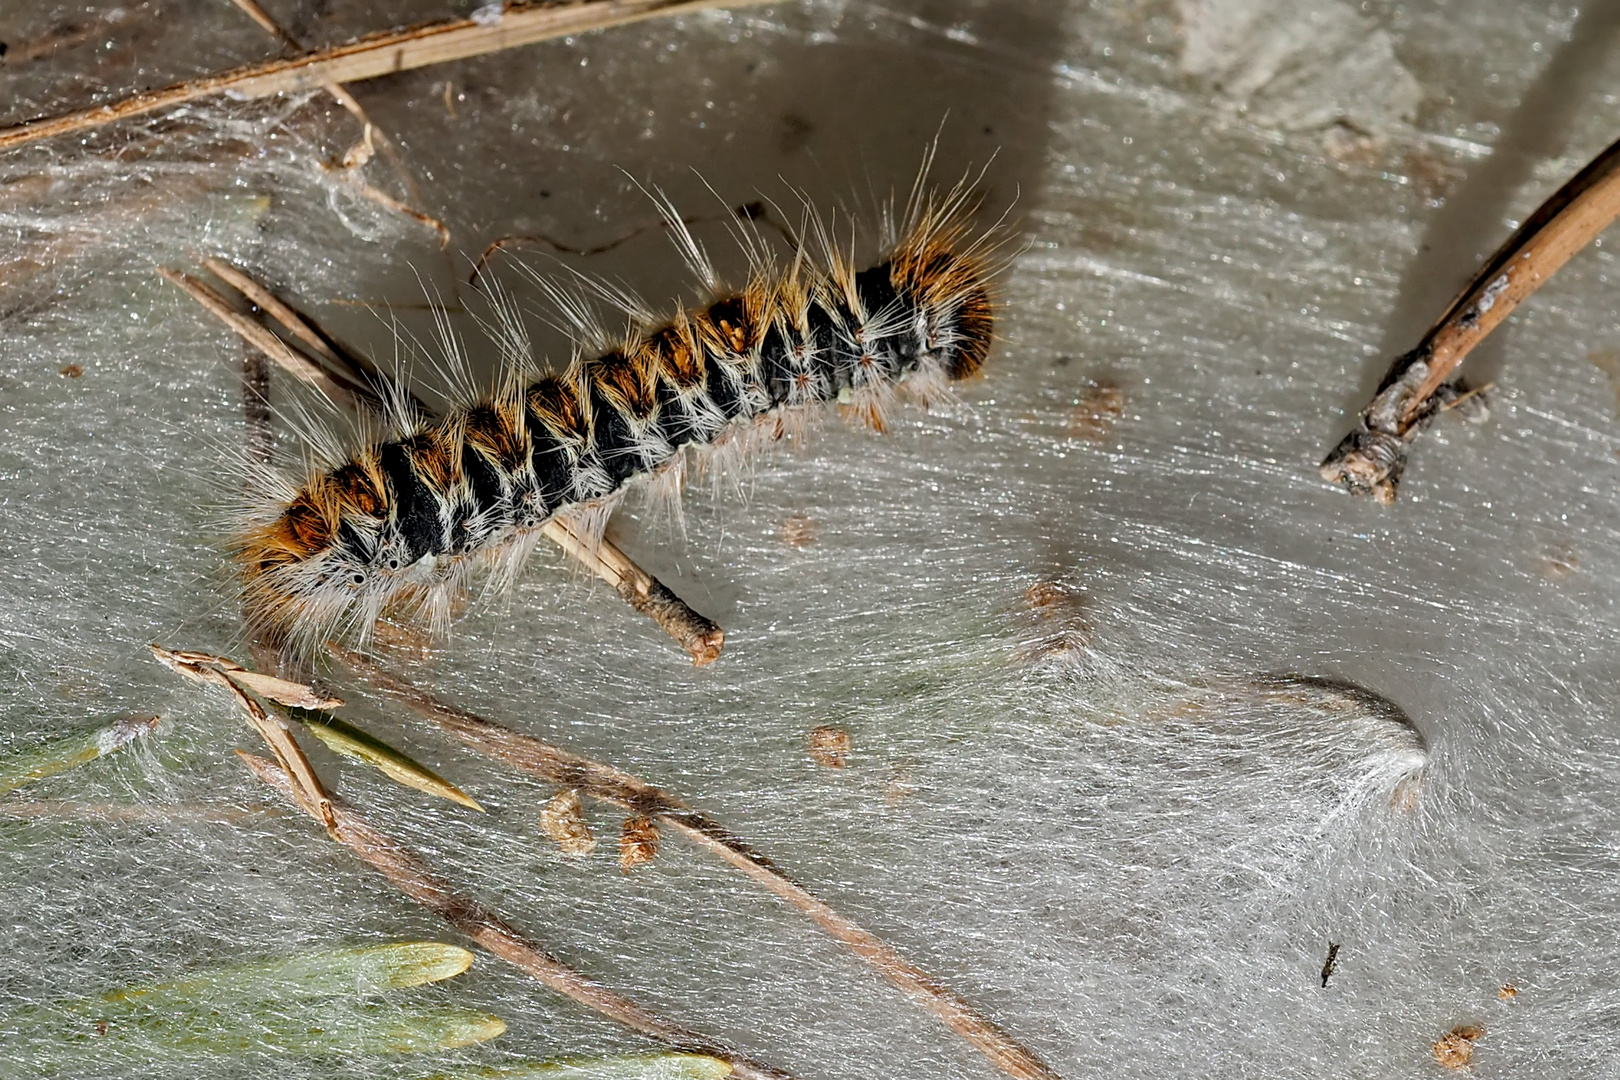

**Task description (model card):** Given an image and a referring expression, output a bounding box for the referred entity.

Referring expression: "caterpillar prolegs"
[233,182,1003,658]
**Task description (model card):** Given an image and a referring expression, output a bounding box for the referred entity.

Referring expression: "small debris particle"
[780,514,817,548]
[885,761,918,804]
[1436,380,1492,424]
[1026,581,1072,611]
[59,364,83,378]
[1540,540,1579,580]
[1588,349,1620,417]
[1320,942,1340,987]
[778,111,815,155]
[1143,693,1213,722]
[807,725,851,768]
[1390,772,1423,813]
[1067,383,1125,442]
[1015,580,1092,661]
[92,1020,107,1037]
[1322,122,1383,167]
[1498,984,1518,1001]
[1404,150,1465,203]
[619,815,659,871]
[539,788,596,856]
[1432,1024,1485,1069]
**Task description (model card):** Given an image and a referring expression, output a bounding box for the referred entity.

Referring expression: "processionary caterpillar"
[232,173,1005,658]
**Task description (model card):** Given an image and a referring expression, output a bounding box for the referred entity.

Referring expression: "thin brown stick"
[200,258,434,421]
[159,644,791,1078]
[235,752,791,1080]
[338,171,454,249]
[466,200,796,287]
[2,8,135,65]
[1321,133,1620,502]
[150,646,338,829]
[225,0,451,246]
[543,519,725,666]
[333,646,1063,1080]
[468,225,691,287]
[0,0,768,154]
[225,0,301,48]
[158,266,376,412]
[205,257,348,372]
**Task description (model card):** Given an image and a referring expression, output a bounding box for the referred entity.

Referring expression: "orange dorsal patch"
[643,319,706,391]
[586,349,657,421]
[527,376,589,445]
[696,296,756,361]
[399,426,459,491]
[462,402,529,473]
[326,457,388,519]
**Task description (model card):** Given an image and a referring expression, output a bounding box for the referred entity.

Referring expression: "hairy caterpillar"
[233,177,1004,658]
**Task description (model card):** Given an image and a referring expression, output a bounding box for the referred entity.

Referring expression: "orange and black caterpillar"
[233,181,1003,657]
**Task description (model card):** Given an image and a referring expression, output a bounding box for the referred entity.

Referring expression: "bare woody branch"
[204,257,352,374]
[151,645,338,829]
[159,267,379,413]
[1321,133,1620,502]
[332,645,1064,1080]
[157,645,791,1079]
[224,0,371,127]
[0,0,768,154]
[542,518,725,665]
[238,752,791,1080]
[221,1,453,247]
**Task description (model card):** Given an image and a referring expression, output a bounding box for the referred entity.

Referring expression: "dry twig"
[1321,133,1620,502]
[151,646,337,829]
[0,8,135,65]
[157,646,792,1079]
[466,200,795,287]
[333,645,1064,1080]
[224,0,450,247]
[0,0,769,154]
[160,266,379,413]
[205,257,352,374]
[542,518,725,665]
[238,752,791,1080]
[201,257,436,422]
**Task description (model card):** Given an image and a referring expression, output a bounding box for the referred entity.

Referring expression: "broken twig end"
[1318,426,1406,505]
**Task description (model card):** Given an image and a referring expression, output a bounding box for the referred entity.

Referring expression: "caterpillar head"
[233,466,426,657]
[895,248,995,382]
